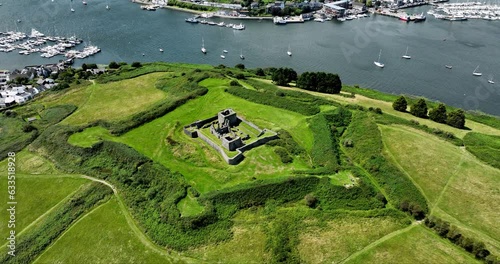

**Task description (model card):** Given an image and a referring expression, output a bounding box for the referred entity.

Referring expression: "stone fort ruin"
[184,108,278,165]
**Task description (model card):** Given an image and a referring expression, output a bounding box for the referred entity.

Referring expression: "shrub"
[108,61,119,69]
[304,193,318,208]
[235,63,245,70]
[229,80,240,86]
[235,73,245,80]
[131,62,142,68]
[274,146,293,163]
[22,124,36,133]
[343,138,354,147]
[4,110,17,118]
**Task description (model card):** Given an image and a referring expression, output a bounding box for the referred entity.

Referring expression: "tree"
[131,62,142,68]
[429,103,447,123]
[108,61,119,69]
[447,109,466,129]
[271,67,297,86]
[235,63,245,70]
[255,68,265,76]
[296,72,342,94]
[392,96,408,112]
[410,99,428,118]
[81,63,88,71]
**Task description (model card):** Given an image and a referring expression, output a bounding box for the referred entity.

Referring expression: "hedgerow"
[226,86,320,116]
[309,107,352,170]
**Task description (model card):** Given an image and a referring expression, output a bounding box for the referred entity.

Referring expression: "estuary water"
[0,0,499,115]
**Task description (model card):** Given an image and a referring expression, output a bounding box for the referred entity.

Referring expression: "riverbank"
[131,0,273,20]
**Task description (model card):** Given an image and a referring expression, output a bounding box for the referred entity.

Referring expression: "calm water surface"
[1,0,499,115]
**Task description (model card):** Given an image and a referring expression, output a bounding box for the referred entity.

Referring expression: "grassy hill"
[1,62,499,263]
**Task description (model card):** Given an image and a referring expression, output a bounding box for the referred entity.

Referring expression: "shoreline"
[131,0,273,20]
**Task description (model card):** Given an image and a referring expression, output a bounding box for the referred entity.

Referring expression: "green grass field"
[5,63,500,263]
[33,197,185,264]
[268,80,500,139]
[177,193,205,217]
[186,208,271,263]
[0,175,88,240]
[61,73,168,125]
[345,225,480,264]
[298,216,407,263]
[68,78,314,193]
[0,150,89,241]
[380,124,500,254]
[464,132,500,169]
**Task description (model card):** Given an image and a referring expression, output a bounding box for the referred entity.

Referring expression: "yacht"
[374,49,384,68]
[402,46,411,59]
[445,65,453,69]
[414,12,426,22]
[223,50,228,53]
[82,1,87,5]
[287,44,292,56]
[488,76,495,84]
[473,65,482,76]
[220,53,225,59]
[159,48,164,52]
[185,17,199,23]
[201,38,206,54]
[240,49,245,60]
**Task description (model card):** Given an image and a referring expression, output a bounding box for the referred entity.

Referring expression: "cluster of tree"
[108,61,128,69]
[166,0,214,11]
[131,62,142,68]
[425,216,498,263]
[393,96,466,129]
[271,67,297,86]
[81,63,98,71]
[296,72,342,94]
[8,76,31,85]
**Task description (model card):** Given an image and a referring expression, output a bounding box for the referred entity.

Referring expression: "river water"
[1,0,499,115]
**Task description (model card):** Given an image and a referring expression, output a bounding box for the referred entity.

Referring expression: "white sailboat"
[201,37,206,54]
[159,48,164,52]
[374,49,384,68]
[223,49,228,53]
[488,76,495,84]
[473,65,482,76]
[402,46,411,59]
[106,4,110,10]
[240,48,245,60]
[287,44,292,56]
[220,51,225,59]
[70,0,75,12]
